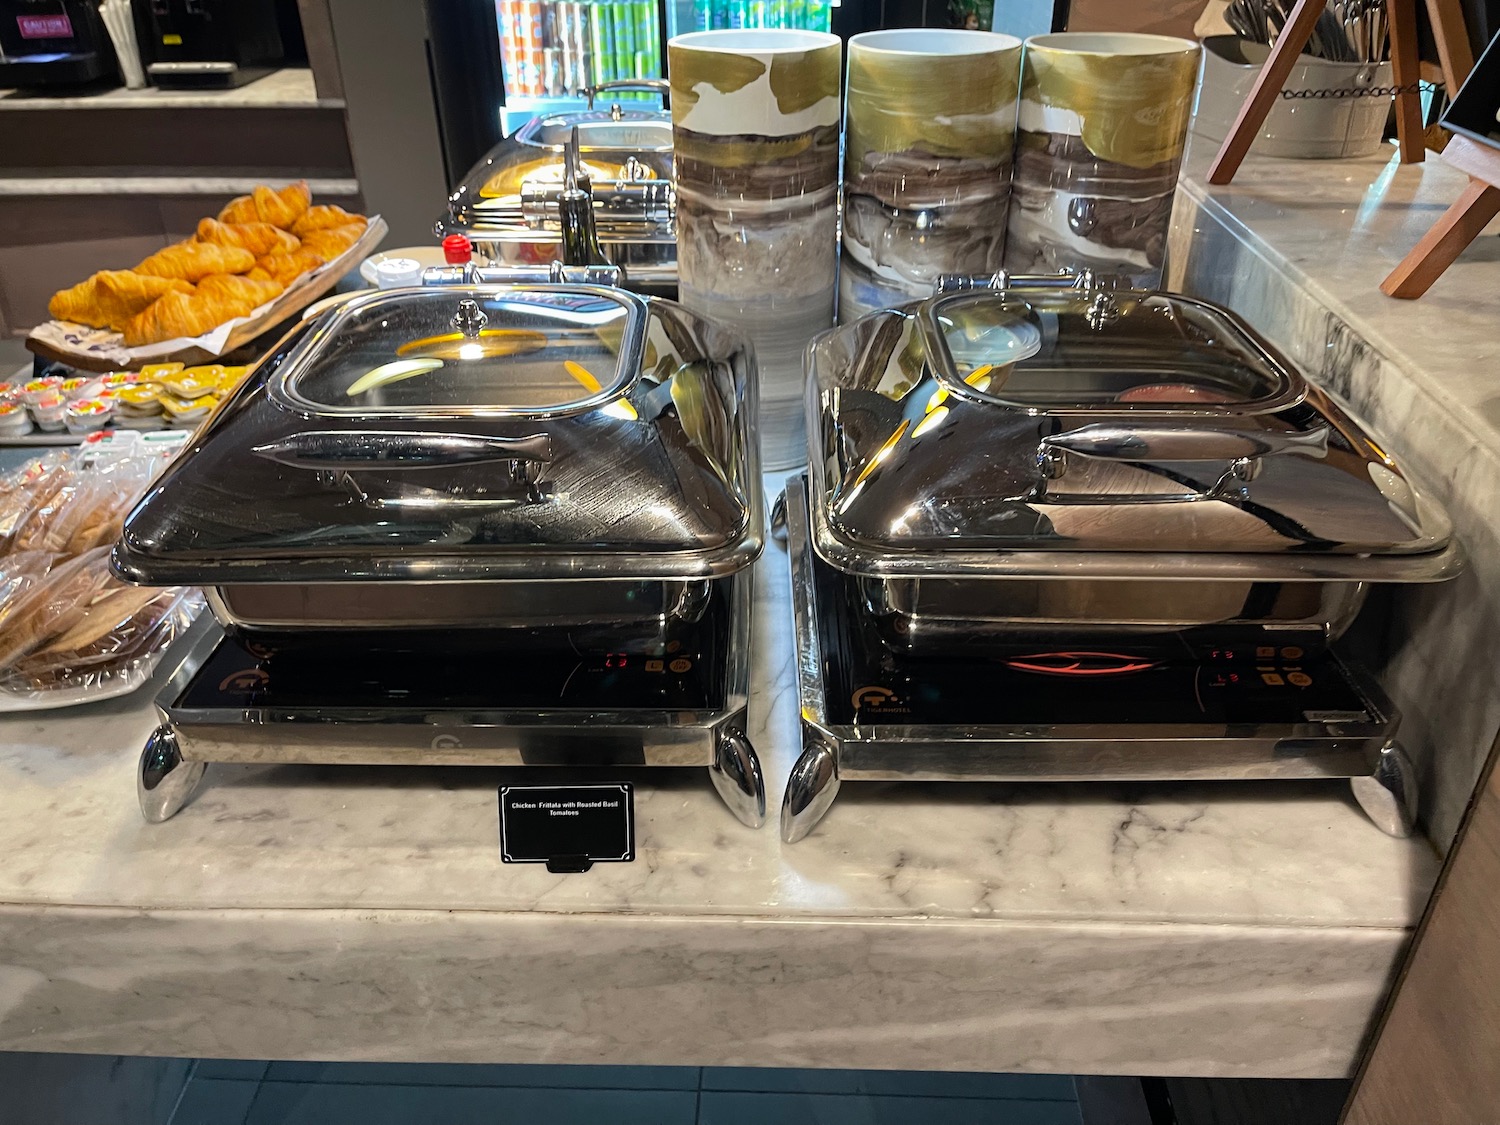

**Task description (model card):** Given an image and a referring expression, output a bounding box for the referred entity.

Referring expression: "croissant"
[291,205,366,237]
[197,272,284,312]
[253,247,326,287]
[195,217,299,258]
[218,194,258,224]
[252,181,312,229]
[297,222,365,261]
[135,241,255,283]
[48,270,193,330]
[121,290,222,347]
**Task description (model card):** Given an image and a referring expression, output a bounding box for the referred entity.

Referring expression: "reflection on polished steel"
[781,739,840,844]
[780,476,1417,841]
[1350,741,1419,838]
[769,490,788,545]
[710,729,767,829]
[137,725,207,823]
[857,575,1366,656]
[809,280,1459,580]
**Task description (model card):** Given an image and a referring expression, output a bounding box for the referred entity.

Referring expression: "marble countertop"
[1177,134,1500,464]
[0,68,338,111]
[0,471,1439,1076]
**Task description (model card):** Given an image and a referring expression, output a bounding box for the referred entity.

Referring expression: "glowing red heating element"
[1003,652,1161,677]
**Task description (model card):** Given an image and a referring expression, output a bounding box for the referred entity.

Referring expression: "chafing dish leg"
[710,729,766,829]
[1350,741,1419,838]
[781,739,841,844]
[138,725,207,824]
[770,490,788,545]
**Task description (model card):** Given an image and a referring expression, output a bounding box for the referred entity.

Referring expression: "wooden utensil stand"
[1381,134,1500,296]
[1206,0,1475,184]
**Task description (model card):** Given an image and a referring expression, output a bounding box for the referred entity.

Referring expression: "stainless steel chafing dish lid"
[806,283,1459,582]
[114,284,761,585]
[444,97,674,235]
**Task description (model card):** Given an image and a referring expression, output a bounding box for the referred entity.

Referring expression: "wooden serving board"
[25,217,389,374]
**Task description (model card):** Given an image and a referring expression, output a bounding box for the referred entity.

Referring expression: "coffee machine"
[133,0,284,89]
[0,0,120,88]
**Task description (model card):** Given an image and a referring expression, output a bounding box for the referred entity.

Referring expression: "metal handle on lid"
[584,78,669,112]
[1041,424,1329,465]
[935,269,1126,331]
[936,268,1134,294]
[422,262,624,288]
[1035,423,1330,502]
[252,430,552,479]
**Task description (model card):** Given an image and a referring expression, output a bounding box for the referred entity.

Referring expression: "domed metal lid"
[806,278,1458,582]
[116,285,761,585]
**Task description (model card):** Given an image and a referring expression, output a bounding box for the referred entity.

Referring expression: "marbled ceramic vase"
[840,29,1022,324]
[1004,33,1200,288]
[668,29,841,469]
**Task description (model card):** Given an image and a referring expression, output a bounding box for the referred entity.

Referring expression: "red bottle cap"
[442,234,473,265]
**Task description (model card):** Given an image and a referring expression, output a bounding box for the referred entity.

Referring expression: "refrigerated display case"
[494,0,833,132]
[425,0,1062,187]
[674,0,833,33]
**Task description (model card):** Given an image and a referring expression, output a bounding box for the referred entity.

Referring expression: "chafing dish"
[805,273,1458,655]
[778,272,1460,842]
[117,282,765,828]
[439,82,676,295]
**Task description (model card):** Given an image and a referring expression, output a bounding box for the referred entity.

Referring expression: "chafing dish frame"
[137,565,765,829]
[777,475,1417,844]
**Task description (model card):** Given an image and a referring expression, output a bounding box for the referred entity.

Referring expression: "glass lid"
[803,286,1457,580]
[273,288,640,418]
[925,290,1297,412]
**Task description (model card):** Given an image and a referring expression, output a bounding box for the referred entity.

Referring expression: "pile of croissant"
[48,181,369,348]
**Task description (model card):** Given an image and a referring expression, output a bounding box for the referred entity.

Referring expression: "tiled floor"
[166,1062,1084,1125]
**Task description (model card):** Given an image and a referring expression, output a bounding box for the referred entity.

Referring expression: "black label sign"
[499,784,634,872]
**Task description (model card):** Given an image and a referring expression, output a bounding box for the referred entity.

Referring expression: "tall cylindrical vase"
[840,29,1022,324]
[1004,33,1199,288]
[668,29,841,469]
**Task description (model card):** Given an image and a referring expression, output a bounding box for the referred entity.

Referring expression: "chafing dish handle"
[251,431,552,479]
[584,79,669,109]
[1038,424,1330,499]
[424,262,625,288]
[1040,424,1329,465]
